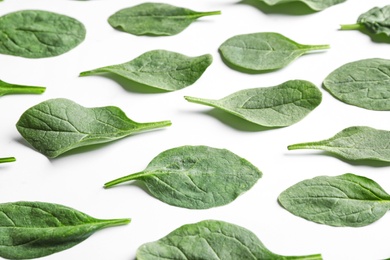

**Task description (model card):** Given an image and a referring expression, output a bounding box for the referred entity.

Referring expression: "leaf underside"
[258,0,346,11]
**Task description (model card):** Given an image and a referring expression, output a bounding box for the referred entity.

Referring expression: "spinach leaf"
[185,80,321,127]
[108,2,221,36]
[80,50,212,91]
[0,201,130,259]
[279,173,390,227]
[104,145,262,209]
[340,5,390,37]
[137,220,322,260]
[219,32,329,72]
[256,0,346,11]
[323,58,390,110]
[0,80,45,96]
[0,10,86,58]
[0,157,15,164]
[288,126,390,162]
[16,98,171,158]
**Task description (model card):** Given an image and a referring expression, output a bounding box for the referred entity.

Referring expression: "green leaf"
[108,2,221,36]
[80,50,212,91]
[16,98,171,158]
[185,80,322,127]
[0,10,86,58]
[219,32,329,72]
[256,0,346,11]
[104,145,262,209]
[0,201,130,259]
[0,80,45,97]
[137,220,322,260]
[288,126,390,162]
[278,173,390,227]
[0,157,15,164]
[323,58,390,111]
[340,5,390,36]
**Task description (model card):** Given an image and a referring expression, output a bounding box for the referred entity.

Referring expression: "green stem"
[305,44,330,51]
[101,218,131,227]
[340,23,364,31]
[104,171,148,188]
[0,157,16,164]
[79,69,102,77]
[0,80,45,96]
[184,96,218,108]
[285,254,322,260]
[138,120,172,132]
[288,142,319,150]
[197,10,222,18]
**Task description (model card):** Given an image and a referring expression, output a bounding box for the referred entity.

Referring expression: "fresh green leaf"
[0,80,45,96]
[0,10,86,58]
[256,0,346,11]
[137,219,322,260]
[80,50,212,91]
[323,58,390,110]
[0,157,15,164]
[0,201,130,259]
[16,98,171,158]
[104,145,262,209]
[340,5,390,36]
[279,173,390,227]
[108,2,221,36]
[219,32,329,72]
[288,126,390,162]
[185,80,321,127]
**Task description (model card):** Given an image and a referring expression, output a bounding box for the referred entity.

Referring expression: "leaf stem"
[340,23,364,31]
[101,218,131,227]
[0,80,45,96]
[104,171,148,188]
[305,44,330,51]
[184,96,218,107]
[285,253,322,260]
[288,142,319,150]
[138,120,172,132]
[79,69,102,77]
[197,10,222,17]
[0,157,16,164]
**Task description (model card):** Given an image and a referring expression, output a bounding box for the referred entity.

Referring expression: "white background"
[1,0,390,259]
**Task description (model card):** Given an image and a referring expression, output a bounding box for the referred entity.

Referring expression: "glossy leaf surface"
[288,126,390,162]
[279,174,390,227]
[185,80,322,127]
[80,50,212,91]
[16,98,171,158]
[104,146,262,209]
[219,32,329,72]
[108,2,221,36]
[0,201,130,259]
[257,0,346,11]
[323,58,390,110]
[137,220,322,260]
[0,10,86,58]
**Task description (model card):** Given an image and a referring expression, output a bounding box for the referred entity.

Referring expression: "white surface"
[0,0,389,259]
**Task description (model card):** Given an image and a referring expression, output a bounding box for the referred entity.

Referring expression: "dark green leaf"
[80,50,212,91]
[219,32,329,72]
[185,80,322,127]
[104,145,262,209]
[323,58,390,110]
[0,157,15,164]
[257,0,346,11]
[0,80,45,96]
[340,5,390,36]
[0,10,86,58]
[288,126,390,162]
[279,173,390,227]
[108,2,221,36]
[16,98,171,158]
[137,220,322,260]
[0,201,130,259]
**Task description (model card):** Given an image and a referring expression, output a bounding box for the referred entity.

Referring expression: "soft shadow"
[219,53,278,74]
[239,0,316,16]
[350,27,390,44]
[286,151,390,168]
[202,109,280,132]
[105,179,153,197]
[88,73,169,94]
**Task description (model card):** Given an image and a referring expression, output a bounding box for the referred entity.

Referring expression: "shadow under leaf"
[238,0,316,16]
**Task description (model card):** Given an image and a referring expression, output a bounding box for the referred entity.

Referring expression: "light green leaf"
[257,0,346,11]
[219,32,329,72]
[340,5,390,36]
[279,173,390,227]
[108,2,221,36]
[0,80,45,97]
[16,98,171,158]
[185,80,322,127]
[0,201,130,259]
[0,10,86,58]
[323,58,390,110]
[288,126,390,162]
[137,220,322,260]
[80,50,212,91]
[104,145,262,209]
